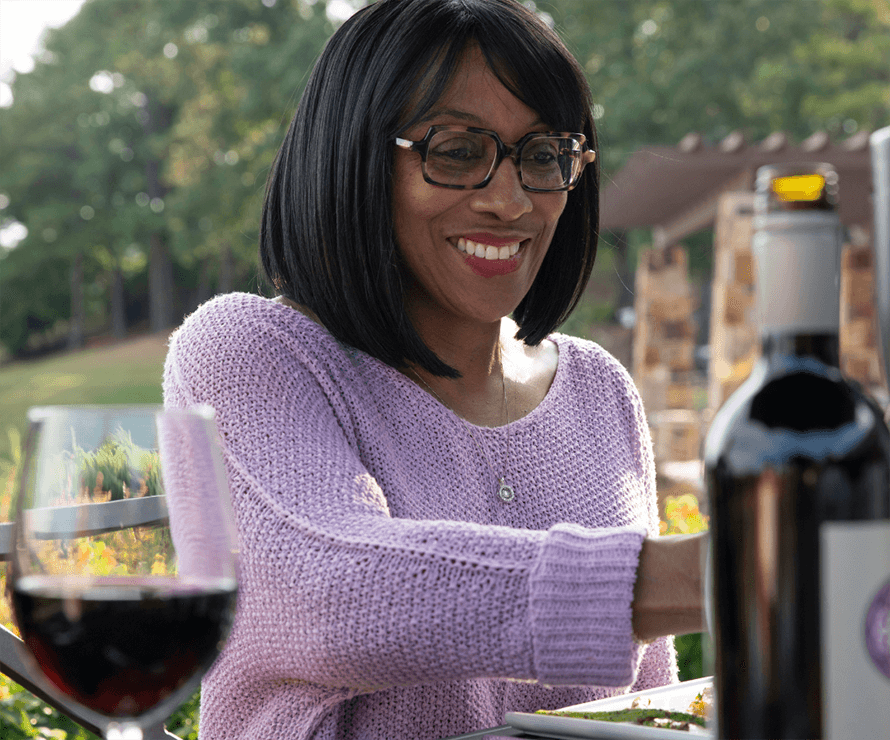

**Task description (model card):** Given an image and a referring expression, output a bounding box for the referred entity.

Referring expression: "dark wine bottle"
[704,163,890,739]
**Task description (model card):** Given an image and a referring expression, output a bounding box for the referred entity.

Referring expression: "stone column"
[708,192,758,410]
[840,240,883,392]
[632,244,701,462]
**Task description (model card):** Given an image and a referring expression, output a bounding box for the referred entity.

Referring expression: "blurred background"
[0,0,887,736]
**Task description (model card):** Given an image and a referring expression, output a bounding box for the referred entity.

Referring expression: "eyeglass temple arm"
[394,137,415,150]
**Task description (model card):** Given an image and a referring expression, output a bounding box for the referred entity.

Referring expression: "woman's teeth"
[456,237,520,260]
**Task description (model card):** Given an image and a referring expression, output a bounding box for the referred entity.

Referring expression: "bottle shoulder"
[703,357,890,470]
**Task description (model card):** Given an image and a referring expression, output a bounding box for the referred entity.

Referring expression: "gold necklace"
[411,347,516,503]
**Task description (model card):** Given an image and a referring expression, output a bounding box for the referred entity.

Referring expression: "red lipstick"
[463,252,521,277]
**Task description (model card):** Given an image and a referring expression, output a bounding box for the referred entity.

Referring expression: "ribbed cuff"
[529,523,646,687]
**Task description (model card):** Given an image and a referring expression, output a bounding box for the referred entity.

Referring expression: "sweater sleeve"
[163,295,647,693]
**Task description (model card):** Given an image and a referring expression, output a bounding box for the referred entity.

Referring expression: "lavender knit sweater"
[163,293,677,740]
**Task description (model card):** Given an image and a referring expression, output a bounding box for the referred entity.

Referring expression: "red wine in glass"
[13,575,237,718]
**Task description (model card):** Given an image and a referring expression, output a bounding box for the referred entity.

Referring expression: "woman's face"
[392,48,568,330]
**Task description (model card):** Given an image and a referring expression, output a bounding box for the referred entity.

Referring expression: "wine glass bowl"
[9,405,238,740]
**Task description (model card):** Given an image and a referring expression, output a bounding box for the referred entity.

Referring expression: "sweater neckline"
[386,340,566,433]
[267,296,568,431]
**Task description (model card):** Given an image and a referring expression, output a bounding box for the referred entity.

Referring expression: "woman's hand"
[631,533,709,643]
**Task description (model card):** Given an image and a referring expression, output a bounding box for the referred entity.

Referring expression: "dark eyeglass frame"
[393,125,596,192]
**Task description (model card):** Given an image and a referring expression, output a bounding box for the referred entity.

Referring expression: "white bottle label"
[820,521,890,739]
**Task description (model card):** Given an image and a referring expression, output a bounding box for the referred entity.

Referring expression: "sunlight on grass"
[0,334,171,468]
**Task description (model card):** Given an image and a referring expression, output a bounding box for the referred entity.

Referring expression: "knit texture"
[163,293,678,740]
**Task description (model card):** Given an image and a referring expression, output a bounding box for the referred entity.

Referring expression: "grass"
[0,333,171,474]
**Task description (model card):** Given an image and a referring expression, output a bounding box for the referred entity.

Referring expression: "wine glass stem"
[105,722,143,740]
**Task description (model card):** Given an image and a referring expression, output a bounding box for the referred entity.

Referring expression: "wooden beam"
[655,169,755,246]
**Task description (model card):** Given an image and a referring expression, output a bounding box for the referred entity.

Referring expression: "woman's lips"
[453,236,524,277]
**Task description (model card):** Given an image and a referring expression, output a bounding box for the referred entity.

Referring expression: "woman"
[163,1,705,738]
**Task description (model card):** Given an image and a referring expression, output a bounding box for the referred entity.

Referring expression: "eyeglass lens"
[425,131,583,190]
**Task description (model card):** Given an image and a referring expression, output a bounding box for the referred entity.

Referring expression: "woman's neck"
[272,295,322,324]
[406,316,559,427]
[407,318,511,427]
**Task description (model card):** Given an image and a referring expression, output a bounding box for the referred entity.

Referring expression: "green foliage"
[675,632,707,682]
[166,688,201,740]
[0,0,333,355]
[740,0,890,136]
[74,431,162,502]
[0,252,72,357]
[0,678,96,740]
[0,671,200,740]
[542,0,887,172]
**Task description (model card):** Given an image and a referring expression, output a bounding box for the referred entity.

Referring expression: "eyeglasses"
[394,126,596,192]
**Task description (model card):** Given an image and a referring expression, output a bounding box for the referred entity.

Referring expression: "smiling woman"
[162,2,706,739]
[260,0,600,382]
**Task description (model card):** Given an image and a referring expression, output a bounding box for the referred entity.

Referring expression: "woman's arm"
[632,533,707,643]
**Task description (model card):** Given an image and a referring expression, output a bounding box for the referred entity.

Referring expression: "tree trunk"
[68,251,85,350]
[111,262,127,339]
[142,91,175,332]
[195,258,212,307]
[218,241,234,295]
[149,232,174,332]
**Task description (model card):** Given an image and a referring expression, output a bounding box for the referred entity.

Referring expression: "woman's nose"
[468,159,533,220]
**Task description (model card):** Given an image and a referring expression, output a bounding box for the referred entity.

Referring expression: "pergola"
[600,130,881,470]
[600,129,875,247]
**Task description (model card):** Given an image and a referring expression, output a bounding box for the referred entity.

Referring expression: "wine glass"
[9,405,239,740]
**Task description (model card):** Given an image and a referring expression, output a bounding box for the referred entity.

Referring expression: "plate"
[504,677,713,739]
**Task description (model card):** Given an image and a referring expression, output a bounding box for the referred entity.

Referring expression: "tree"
[2,0,887,356]
[0,43,111,351]
[544,0,828,171]
[739,0,890,137]
[160,0,334,308]
[1,0,334,355]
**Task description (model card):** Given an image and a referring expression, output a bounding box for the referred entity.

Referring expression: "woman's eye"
[523,143,558,164]
[430,136,485,162]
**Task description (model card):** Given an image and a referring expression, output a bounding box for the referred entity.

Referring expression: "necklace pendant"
[497,478,515,503]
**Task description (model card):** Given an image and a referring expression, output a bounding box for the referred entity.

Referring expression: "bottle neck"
[753,210,842,341]
[761,331,840,368]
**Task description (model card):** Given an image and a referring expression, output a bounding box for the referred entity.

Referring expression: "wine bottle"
[704,163,890,739]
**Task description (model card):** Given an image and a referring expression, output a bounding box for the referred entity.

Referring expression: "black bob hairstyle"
[260,0,599,377]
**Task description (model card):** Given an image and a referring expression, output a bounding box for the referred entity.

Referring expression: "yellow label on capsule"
[771,174,825,202]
